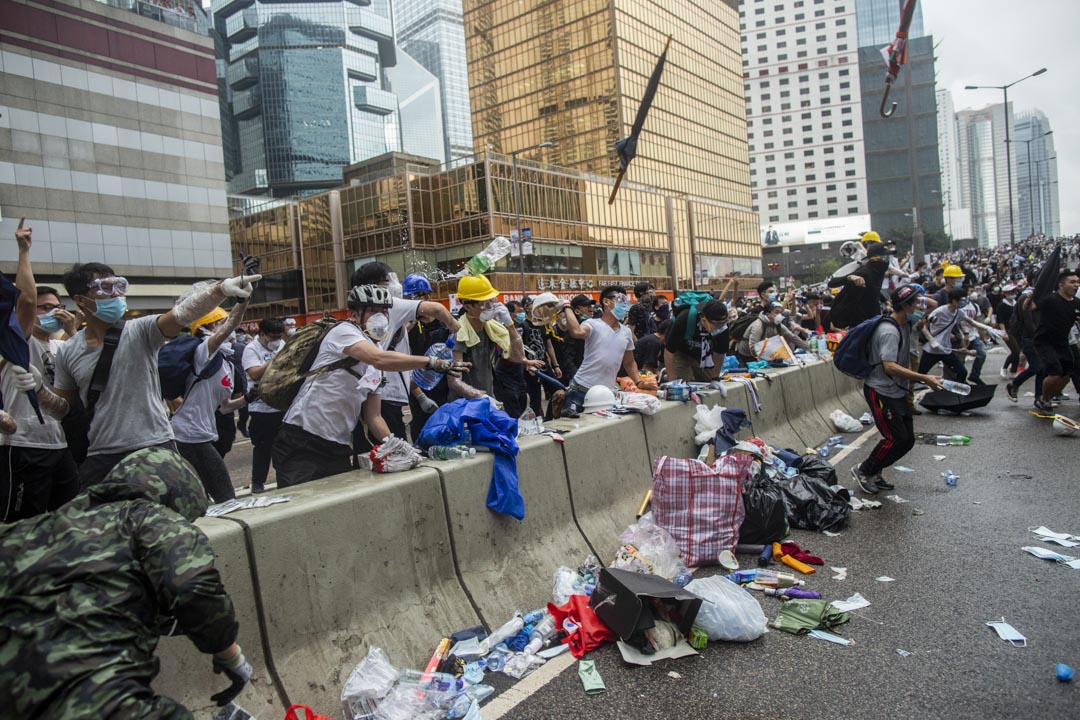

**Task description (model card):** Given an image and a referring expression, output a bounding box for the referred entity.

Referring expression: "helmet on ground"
[457,274,500,302]
[943,265,964,279]
[402,273,433,297]
[1052,415,1079,436]
[582,385,617,412]
[190,306,227,335]
[348,284,394,310]
[860,231,881,245]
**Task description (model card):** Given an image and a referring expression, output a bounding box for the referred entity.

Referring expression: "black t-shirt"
[1034,293,1080,346]
[995,300,1014,330]
[634,333,664,371]
[664,307,730,358]
[627,302,656,340]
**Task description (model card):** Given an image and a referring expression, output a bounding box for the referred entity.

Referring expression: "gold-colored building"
[464,0,759,282]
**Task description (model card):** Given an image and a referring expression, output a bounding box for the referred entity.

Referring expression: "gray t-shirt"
[865,319,909,399]
[54,315,173,455]
[0,336,66,449]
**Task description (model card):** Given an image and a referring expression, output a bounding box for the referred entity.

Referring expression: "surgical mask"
[612,302,630,321]
[515,312,527,324]
[92,296,127,324]
[479,309,497,321]
[767,292,778,302]
[655,303,671,321]
[909,310,925,323]
[365,313,390,342]
[268,339,285,352]
[387,273,403,299]
[286,327,296,336]
[37,310,63,333]
[710,323,728,336]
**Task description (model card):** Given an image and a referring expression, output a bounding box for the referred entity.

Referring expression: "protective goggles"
[606,293,629,305]
[85,276,129,298]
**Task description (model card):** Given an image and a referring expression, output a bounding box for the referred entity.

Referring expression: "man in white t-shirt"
[558,285,658,416]
[242,317,285,493]
[272,285,467,487]
[171,304,249,503]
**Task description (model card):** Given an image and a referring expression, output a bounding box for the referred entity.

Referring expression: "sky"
[922,0,1078,235]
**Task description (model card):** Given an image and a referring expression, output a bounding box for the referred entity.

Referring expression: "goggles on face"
[86,276,129,298]
[607,293,629,305]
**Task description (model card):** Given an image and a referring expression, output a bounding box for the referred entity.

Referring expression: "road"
[476,355,1080,720]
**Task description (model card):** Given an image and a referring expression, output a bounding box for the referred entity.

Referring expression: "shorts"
[1034,342,1074,378]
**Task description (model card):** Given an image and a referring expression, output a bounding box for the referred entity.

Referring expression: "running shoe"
[1006,383,1018,402]
[875,475,896,491]
[851,466,880,494]
[1034,397,1053,414]
[999,368,1011,379]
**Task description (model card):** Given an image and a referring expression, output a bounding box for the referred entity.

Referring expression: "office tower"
[955,103,1016,248]
[854,0,924,48]
[1014,111,1060,237]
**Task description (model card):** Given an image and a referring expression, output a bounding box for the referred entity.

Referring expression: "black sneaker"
[1006,383,1018,403]
[251,484,267,495]
[851,466,880,494]
[1034,397,1054,414]
[875,475,896,490]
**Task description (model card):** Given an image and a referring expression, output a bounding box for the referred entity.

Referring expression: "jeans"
[248,411,284,489]
[967,337,987,381]
[859,386,915,476]
[176,440,235,503]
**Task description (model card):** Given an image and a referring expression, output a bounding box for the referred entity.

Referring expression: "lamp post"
[1007,129,1052,237]
[965,67,1047,247]
[511,142,554,298]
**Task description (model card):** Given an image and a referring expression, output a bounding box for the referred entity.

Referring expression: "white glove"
[12,365,42,392]
[376,435,411,456]
[220,275,262,299]
[492,302,513,326]
[928,340,944,353]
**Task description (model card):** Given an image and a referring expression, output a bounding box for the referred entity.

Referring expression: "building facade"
[394,0,474,163]
[1014,110,1060,238]
[955,103,1016,248]
[741,0,869,230]
[857,35,942,237]
[0,0,231,308]
[853,0,924,48]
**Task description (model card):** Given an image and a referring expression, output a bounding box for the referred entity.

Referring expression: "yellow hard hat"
[860,231,881,245]
[943,265,964,278]
[457,274,499,301]
[190,306,227,334]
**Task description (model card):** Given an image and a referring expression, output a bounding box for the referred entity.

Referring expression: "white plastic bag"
[830,409,862,433]
[684,575,767,642]
[618,392,662,415]
[693,404,727,445]
[342,646,399,720]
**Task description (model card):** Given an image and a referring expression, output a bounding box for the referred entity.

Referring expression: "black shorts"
[1034,342,1074,378]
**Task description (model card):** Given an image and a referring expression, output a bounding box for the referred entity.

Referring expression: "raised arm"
[14,218,36,338]
[158,275,261,339]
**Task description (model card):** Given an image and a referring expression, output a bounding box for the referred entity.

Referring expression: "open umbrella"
[919,384,996,414]
[879,0,919,118]
[1030,245,1061,306]
[0,273,44,424]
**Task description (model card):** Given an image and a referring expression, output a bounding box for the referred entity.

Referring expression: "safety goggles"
[85,276,129,298]
[606,293,629,305]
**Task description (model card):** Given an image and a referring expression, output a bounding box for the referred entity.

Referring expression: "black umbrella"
[609,35,672,204]
[919,384,996,414]
[0,273,44,424]
[1030,245,1061,306]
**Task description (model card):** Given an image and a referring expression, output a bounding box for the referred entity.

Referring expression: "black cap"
[891,284,921,306]
[570,294,594,308]
[865,242,894,258]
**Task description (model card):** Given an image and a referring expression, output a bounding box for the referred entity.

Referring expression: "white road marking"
[481,652,577,719]
[830,427,878,464]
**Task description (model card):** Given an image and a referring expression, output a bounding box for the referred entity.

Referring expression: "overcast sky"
[922,0,1077,235]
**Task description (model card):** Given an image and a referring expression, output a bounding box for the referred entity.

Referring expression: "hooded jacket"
[0,447,238,717]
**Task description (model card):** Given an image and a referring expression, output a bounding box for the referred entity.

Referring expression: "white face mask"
[268,339,285,352]
[365,312,390,341]
[286,327,297,336]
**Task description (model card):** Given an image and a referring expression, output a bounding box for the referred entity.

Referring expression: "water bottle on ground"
[412,337,457,391]
[817,445,830,458]
[943,470,959,487]
[427,445,476,460]
[934,434,970,446]
[465,236,512,275]
[827,435,844,446]
[940,379,971,395]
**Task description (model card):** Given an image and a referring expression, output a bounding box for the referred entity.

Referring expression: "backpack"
[672,291,713,311]
[832,315,901,379]
[255,318,360,411]
[158,336,225,399]
[727,313,760,344]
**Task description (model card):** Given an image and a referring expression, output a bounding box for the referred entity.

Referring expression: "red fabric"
[547,595,617,659]
[651,455,746,567]
[284,705,333,720]
[780,541,824,565]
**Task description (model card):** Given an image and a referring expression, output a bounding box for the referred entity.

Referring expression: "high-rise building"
[214,0,445,198]
[935,87,972,241]
[955,103,1016,248]
[854,0,924,48]
[1014,111,1060,237]
[0,0,231,308]
[462,0,758,287]
[394,0,474,162]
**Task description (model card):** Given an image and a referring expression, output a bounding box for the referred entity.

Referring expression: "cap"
[864,242,894,258]
[891,284,922,306]
[570,294,595,308]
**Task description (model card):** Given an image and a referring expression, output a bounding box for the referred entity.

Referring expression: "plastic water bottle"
[524,613,557,654]
[817,445,830,458]
[412,337,457,391]
[941,379,972,395]
[397,669,465,694]
[827,435,844,446]
[934,434,970,446]
[427,445,476,460]
[465,236,512,275]
[943,470,959,487]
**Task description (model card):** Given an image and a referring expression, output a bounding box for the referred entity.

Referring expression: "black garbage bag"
[780,473,851,532]
[791,454,839,486]
[740,470,788,544]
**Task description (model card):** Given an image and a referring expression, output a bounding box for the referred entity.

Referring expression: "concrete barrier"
[153,517,287,718]
[228,468,481,715]
[746,371,808,451]
[809,359,851,433]
[831,363,866,417]
[435,433,594,626]
[780,361,837,448]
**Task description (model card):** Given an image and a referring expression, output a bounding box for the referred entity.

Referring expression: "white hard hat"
[532,292,559,309]
[583,385,617,412]
[1052,415,1079,436]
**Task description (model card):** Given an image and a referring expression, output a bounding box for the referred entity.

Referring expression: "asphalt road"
[481,355,1080,720]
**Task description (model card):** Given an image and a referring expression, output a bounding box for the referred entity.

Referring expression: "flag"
[609,35,673,204]
[0,273,44,424]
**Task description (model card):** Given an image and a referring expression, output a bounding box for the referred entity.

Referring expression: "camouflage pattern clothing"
[0,447,239,718]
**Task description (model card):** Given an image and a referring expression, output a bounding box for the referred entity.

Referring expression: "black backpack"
[727,313,760,344]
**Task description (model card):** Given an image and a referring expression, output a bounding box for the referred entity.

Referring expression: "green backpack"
[255,318,361,411]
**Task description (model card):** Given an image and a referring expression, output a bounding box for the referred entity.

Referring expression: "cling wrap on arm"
[448,376,486,400]
[173,280,227,328]
[35,386,69,420]
[210,301,248,347]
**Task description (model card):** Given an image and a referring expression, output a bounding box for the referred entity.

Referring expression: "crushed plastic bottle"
[412,337,456,391]
[941,379,972,395]
[942,470,958,487]
[427,445,476,460]
[817,445,830,458]
[465,236,512,276]
[934,434,970,446]
[827,436,844,446]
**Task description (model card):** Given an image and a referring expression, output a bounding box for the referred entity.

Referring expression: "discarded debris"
[885,494,909,504]
[830,593,871,613]
[831,567,848,580]
[876,576,896,582]
[206,495,292,517]
[986,618,1027,647]
[896,649,912,657]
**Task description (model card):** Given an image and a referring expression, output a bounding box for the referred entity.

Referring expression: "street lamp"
[1006,129,1053,237]
[511,141,554,297]
[965,67,1048,247]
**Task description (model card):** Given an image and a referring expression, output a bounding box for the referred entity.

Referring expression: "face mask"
[37,310,63,333]
[749,460,762,477]
[710,323,728,336]
[365,313,390,342]
[909,310,925,323]
[767,292,778,302]
[655,304,671,320]
[268,339,285,352]
[479,309,496,322]
[612,302,630,321]
[286,327,296,336]
[515,312,527,324]
[92,296,127,324]
[387,273,403,299]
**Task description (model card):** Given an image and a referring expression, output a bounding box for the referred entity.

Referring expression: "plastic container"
[941,379,972,395]
[412,337,456,391]
[827,436,844,446]
[465,236,512,275]
[943,470,958,487]
[934,434,970,446]
[481,614,524,654]
[725,568,802,588]
[817,445,830,458]
[427,445,476,460]
[397,669,465,694]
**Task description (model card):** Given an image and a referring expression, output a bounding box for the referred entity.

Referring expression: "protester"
[283,317,297,336]
[664,300,729,381]
[916,289,969,381]
[735,301,809,364]
[242,317,285,493]
[799,292,825,333]
[995,284,1021,379]
[0,447,250,717]
[627,281,657,340]
[1030,269,1080,414]
[826,242,892,329]
[635,318,670,375]
[403,274,450,439]
[932,264,965,305]
[959,291,989,385]
[1006,287,1044,403]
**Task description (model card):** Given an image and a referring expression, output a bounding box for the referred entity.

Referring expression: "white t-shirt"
[388,298,420,340]
[572,318,634,389]
[243,338,280,414]
[171,338,235,444]
[0,335,66,449]
[284,322,380,447]
[380,331,411,404]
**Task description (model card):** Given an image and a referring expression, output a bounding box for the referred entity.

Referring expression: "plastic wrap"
[685,575,768,642]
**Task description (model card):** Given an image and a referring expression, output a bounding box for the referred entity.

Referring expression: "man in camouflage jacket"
[0,446,252,717]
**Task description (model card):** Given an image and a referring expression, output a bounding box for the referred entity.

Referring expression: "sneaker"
[875,475,896,490]
[999,368,1011,379]
[251,484,267,495]
[1006,383,1018,403]
[851,466,880,494]
[1034,397,1053,414]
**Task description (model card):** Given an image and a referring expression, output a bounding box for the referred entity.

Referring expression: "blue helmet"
[402,273,433,297]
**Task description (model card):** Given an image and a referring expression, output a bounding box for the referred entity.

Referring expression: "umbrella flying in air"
[609,35,673,204]
[1030,245,1061,306]
[879,0,919,118]
[0,273,44,424]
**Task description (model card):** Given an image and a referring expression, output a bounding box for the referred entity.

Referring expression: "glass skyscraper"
[394,0,474,162]
[855,0,925,48]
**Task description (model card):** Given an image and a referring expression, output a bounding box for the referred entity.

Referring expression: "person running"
[242,317,285,494]
[1031,269,1080,414]
[995,284,1021,379]
[852,285,944,494]
[916,289,969,381]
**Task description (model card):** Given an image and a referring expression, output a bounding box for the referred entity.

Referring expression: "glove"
[428,356,469,377]
[377,435,411,456]
[239,252,261,277]
[220,275,262,299]
[417,393,439,414]
[210,649,253,707]
[492,302,513,326]
[12,365,42,392]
